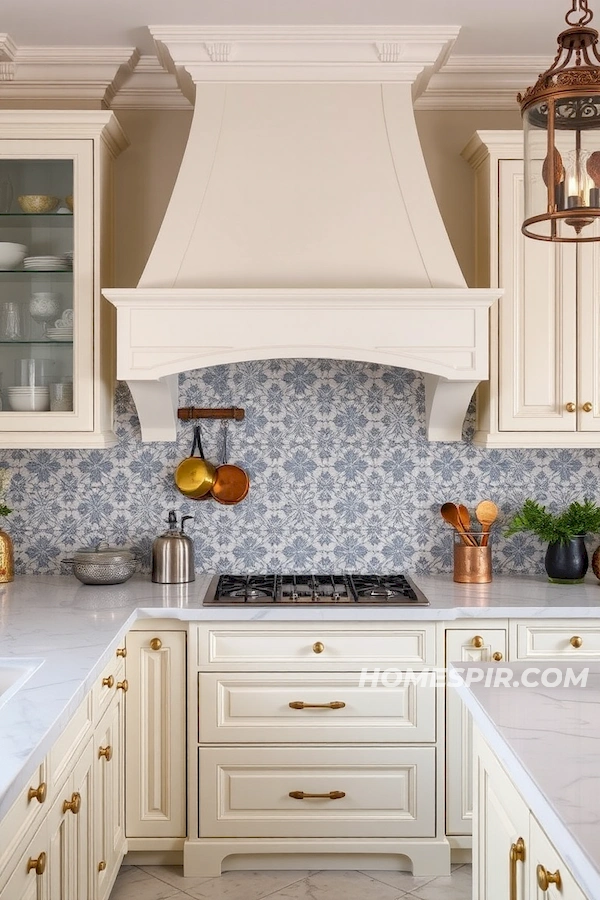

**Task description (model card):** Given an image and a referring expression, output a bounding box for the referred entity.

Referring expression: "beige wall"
[111,105,522,289]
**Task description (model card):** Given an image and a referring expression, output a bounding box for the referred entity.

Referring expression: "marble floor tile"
[181,869,316,900]
[406,864,472,900]
[138,865,215,893]
[251,869,408,900]
[109,866,182,900]
[358,869,437,893]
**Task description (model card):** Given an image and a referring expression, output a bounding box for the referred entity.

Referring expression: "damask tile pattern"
[2,359,600,575]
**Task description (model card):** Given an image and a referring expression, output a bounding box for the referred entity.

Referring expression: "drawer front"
[515,623,600,659]
[199,672,436,743]
[198,746,435,838]
[0,759,47,891]
[93,656,125,721]
[49,694,93,795]
[197,623,435,669]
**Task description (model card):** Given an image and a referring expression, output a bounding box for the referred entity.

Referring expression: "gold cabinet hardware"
[289,790,345,800]
[102,675,114,688]
[116,647,127,658]
[510,837,525,900]
[98,745,113,761]
[566,402,576,412]
[289,701,346,710]
[312,641,324,654]
[583,402,593,413]
[537,864,562,891]
[98,860,106,872]
[116,679,128,692]
[26,852,47,875]
[62,791,81,815]
[570,635,583,648]
[472,635,484,648]
[27,782,47,804]
[492,651,503,661]
[149,637,162,651]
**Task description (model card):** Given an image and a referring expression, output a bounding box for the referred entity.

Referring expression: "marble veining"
[452,662,600,899]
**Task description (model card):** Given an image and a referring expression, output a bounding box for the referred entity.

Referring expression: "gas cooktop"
[203,574,429,605]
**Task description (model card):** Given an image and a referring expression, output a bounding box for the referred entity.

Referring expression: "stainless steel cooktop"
[203,574,429,606]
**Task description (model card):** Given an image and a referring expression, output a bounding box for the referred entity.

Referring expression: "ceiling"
[0,0,587,58]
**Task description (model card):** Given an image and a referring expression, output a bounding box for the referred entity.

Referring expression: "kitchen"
[1,1,600,898]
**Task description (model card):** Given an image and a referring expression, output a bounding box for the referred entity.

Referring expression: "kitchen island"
[452,661,600,899]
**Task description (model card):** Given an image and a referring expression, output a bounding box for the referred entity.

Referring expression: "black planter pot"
[544,536,588,583]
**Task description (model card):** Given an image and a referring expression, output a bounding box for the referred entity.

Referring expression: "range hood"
[104,26,502,442]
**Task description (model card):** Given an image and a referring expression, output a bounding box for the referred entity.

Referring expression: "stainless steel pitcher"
[151,510,195,584]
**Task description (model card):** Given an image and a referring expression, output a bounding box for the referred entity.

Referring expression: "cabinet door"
[577,242,600,431]
[446,628,507,835]
[529,816,588,900]
[125,630,187,838]
[474,729,530,900]
[94,690,125,900]
[0,818,49,900]
[498,159,577,432]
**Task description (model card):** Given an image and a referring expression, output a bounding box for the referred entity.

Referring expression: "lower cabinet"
[1,819,50,900]
[95,687,126,900]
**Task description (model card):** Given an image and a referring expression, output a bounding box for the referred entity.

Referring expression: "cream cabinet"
[445,625,507,836]
[0,111,127,449]
[463,130,600,448]
[125,628,187,842]
[94,680,126,900]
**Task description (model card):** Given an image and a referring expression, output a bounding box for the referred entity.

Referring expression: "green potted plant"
[505,498,600,583]
[0,468,12,583]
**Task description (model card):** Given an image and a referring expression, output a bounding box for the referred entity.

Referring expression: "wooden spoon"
[475,500,498,547]
[458,504,476,542]
[440,503,477,547]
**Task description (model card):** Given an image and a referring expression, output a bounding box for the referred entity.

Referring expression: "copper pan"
[211,420,250,505]
[174,425,217,499]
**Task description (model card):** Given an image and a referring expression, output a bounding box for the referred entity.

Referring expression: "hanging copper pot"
[174,425,217,499]
[210,420,250,505]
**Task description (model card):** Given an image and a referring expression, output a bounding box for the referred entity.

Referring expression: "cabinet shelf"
[0,340,72,345]
[0,269,72,275]
[0,213,73,226]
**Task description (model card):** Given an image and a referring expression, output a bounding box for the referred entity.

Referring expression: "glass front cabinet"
[0,112,128,447]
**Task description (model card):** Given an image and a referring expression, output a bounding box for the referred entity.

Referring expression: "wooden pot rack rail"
[177,407,245,421]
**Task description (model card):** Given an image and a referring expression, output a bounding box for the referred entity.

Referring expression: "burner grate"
[206,574,428,605]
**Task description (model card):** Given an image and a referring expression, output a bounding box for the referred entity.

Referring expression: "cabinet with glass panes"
[0,112,128,448]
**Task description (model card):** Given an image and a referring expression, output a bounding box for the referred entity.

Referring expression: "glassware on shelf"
[29,292,60,337]
[16,357,55,387]
[0,301,22,340]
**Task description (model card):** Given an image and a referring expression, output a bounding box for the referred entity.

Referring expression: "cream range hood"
[104,26,502,442]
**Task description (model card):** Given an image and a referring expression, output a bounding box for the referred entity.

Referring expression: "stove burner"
[207,573,428,605]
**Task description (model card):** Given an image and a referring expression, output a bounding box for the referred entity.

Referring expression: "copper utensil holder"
[453,532,492,583]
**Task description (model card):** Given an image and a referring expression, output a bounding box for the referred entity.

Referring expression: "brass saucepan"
[174,425,217,499]
[211,420,250,505]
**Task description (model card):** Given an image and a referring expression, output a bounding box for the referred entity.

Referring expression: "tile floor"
[109,863,472,900]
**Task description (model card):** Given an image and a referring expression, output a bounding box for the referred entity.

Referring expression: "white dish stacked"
[24,256,68,271]
[7,386,50,411]
[46,309,73,342]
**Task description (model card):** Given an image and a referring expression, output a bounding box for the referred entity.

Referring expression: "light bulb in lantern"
[587,150,600,206]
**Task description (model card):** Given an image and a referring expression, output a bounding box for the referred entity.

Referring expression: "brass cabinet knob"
[102,675,114,688]
[492,651,503,661]
[62,791,81,815]
[472,635,484,648]
[116,647,127,658]
[116,679,128,692]
[27,852,47,875]
[149,637,162,651]
[312,641,325,654]
[27,782,47,804]
[98,860,107,872]
[570,635,583,648]
[537,864,562,890]
[566,402,576,412]
[98,745,113,761]
[582,402,593,413]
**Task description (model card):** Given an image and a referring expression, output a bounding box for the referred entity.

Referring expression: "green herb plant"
[505,498,600,545]
[0,468,11,518]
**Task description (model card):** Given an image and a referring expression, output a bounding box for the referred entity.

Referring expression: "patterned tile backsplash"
[3,359,600,576]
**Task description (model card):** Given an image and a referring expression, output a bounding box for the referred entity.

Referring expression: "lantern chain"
[566,0,593,26]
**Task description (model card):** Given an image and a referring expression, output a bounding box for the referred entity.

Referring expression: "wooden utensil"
[457,504,475,540]
[440,502,477,546]
[475,499,498,546]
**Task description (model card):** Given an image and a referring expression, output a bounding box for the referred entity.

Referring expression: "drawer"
[49,694,93,795]
[93,655,125,721]
[199,672,436,743]
[514,622,600,659]
[0,758,48,891]
[199,746,435,838]
[197,623,435,669]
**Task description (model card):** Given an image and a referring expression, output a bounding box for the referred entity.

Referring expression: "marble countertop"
[452,661,600,900]
[1,572,600,822]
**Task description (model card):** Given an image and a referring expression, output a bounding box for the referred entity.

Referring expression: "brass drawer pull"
[570,635,583,648]
[98,860,107,872]
[102,675,114,688]
[492,651,503,661]
[537,864,561,891]
[312,641,324,654]
[472,635,484,648]
[150,637,162,651]
[510,837,525,900]
[116,647,127,658]
[98,745,113,761]
[27,852,46,875]
[289,701,346,709]
[62,791,81,815]
[289,790,346,800]
[27,782,47,804]
[117,679,128,692]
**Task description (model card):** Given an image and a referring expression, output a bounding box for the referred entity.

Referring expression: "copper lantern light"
[519,0,600,241]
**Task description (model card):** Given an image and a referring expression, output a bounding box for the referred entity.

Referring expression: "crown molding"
[415,54,546,110]
[111,56,192,109]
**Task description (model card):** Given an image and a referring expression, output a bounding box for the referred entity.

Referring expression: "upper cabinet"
[0,112,128,448]
[464,130,600,448]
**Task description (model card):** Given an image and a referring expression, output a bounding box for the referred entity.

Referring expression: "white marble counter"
[1,572,600,823]
[452,661,600,900]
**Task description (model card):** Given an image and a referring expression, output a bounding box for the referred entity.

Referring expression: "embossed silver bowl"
[63,542,137,585]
